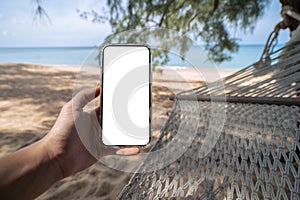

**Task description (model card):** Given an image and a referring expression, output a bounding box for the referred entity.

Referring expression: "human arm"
[0,87,139,199]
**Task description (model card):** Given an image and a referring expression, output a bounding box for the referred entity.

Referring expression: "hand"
[41,87,140,178]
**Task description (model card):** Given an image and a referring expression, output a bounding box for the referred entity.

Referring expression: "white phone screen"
[101,45,151,145]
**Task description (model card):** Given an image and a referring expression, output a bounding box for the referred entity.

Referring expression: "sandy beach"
[0,63,237,199]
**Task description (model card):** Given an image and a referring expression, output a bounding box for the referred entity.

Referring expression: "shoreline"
[0,62,239,95]
[0,62,239,81]
[154,65,238,82]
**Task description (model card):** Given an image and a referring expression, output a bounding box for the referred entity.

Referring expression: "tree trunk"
[278,1,300,99]
[280,0,300,32]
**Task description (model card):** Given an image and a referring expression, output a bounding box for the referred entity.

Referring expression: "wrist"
[0,139,64,199]
[38,137,64,181]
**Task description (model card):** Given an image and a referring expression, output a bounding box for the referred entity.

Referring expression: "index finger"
[72,87,101,109]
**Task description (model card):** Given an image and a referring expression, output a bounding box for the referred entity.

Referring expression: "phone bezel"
[100,44,152,146]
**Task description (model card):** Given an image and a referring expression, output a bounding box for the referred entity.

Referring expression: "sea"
[0,45,281,69]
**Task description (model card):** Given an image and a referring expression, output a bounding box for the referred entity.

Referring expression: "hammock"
[117,40,300,199]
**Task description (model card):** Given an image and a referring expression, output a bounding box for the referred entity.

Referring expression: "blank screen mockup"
[101,45,151,145]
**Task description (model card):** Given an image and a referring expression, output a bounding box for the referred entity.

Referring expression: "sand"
[0,63,237,199]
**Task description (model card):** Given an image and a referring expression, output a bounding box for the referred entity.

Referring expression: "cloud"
[11,17,29,25]
[2,31,8,36]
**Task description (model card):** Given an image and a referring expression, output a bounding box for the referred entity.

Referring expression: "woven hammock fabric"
[119,101,299,199]
[118,42,300,199]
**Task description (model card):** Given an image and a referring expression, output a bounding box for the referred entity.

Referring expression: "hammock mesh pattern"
[118,43,300,199]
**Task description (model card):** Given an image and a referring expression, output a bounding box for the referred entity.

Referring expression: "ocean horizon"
[0,45,283,69]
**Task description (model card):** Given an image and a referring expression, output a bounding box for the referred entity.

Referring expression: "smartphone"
[101,44,151,146]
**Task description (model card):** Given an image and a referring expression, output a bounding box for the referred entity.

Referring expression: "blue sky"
[0,0,290,47]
